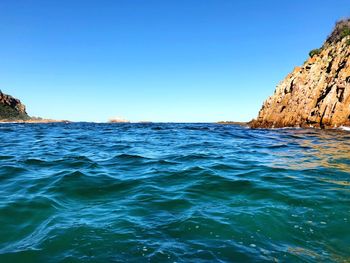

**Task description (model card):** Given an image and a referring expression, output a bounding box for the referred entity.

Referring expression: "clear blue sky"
[0,0,349,122]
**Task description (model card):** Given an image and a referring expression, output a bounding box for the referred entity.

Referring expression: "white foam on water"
[339,126,350,131]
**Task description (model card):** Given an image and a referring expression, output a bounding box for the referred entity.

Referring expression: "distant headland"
[0,90,29,121]
[0,90,69,123]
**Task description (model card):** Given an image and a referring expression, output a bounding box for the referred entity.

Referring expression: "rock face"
[0,90,29,120]
[251,19,350,128]
[109,117,130,123]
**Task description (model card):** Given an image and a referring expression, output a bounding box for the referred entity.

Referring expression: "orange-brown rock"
[251,19,350,129]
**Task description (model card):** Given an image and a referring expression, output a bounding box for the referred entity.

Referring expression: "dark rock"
[0,90,29,120]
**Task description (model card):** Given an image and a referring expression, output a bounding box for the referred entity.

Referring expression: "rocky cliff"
[0,90,29,120]
[251,19,350,129]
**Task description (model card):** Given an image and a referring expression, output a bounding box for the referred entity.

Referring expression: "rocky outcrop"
[0,90,29,120]
[109,117,130,123]
[251,19,350,128]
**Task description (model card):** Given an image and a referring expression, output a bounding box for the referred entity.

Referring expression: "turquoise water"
[0,123,349,262]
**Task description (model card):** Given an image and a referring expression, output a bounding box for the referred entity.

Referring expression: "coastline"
[1,119,349,132]
[0,118,71,124]
[216,121,249,126]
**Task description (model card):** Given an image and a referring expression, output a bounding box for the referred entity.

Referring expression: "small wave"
[0,155,13,160]
[173,153,215,162]
[58,156,99,169]
[182,126,211,131]
[48,170,143,200]
[23,158,48,165]
[113,153,150,160]
[339,126,350,131]
[0,165,28,177]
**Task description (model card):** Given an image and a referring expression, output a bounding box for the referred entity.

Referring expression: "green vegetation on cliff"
[326,19,350,44]
[0,90,29,120]
[0,103,29,120]
[309,48,321,58]
[308,19,350,58]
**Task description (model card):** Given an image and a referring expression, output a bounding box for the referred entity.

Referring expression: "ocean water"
[0,123,349,262]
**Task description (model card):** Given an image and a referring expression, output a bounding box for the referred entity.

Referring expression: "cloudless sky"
[0,0,349,122]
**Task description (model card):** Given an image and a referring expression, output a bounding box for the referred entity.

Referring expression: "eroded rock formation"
[0,90,29,120]
[251,19,350,128]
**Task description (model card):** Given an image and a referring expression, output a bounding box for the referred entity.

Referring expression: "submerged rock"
[0,90,29,120]
[251,19,350,129]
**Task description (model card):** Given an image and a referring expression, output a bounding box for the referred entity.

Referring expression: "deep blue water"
[0,123,349,262]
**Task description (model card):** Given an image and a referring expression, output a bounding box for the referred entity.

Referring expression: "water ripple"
[0,123,349,262]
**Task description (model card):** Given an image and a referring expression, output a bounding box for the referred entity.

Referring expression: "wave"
[339,126,350,131]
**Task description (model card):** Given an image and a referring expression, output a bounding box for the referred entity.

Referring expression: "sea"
[0,123,349,262]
